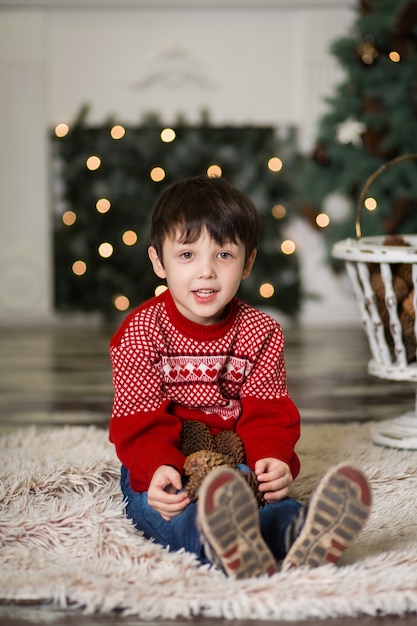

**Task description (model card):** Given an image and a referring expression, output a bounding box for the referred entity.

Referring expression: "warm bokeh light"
[281,239,296,255]
[155,284,168,296]
[316,213,330,228]
[207,164,222,178]
[114,294,130,311]
[161,128,176,143]
[98,242,113,258]
[96,198,111,213]
[268,157,283,172]
[389,51,400,63]
[55,123,69,138]
[259,283,275,299]
[271,204,286,219]
[122,230,138,246]
[365,197,377,211]
[150,166,166,182]
[110,125,126,140]
[72,260,87,276]
[62,210,76,226]
[86,155,101,171]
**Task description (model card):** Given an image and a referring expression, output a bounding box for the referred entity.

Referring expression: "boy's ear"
[241,249,257,280]
[148,246,167,279]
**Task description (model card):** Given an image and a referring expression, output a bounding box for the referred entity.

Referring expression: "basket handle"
[355,153,417,239]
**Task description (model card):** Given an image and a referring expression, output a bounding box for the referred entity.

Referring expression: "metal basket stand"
[332,154,417,450]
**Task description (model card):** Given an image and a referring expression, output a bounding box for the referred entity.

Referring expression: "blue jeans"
[120,465,302,564]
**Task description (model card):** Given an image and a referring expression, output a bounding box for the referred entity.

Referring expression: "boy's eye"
[218,251,232,259]
[180,251,193,260]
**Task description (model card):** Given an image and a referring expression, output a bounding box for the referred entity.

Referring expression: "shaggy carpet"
[0,423,416,621]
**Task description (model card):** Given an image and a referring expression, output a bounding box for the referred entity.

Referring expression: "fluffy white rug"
[0,423,416,621]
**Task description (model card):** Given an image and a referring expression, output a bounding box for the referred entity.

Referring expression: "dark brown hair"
[150,175,259,263]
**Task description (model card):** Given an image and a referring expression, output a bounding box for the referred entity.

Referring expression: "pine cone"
[396,263,413,288]
[392,274,411,304]
[402,291,415,320]
[183,450,233,501]
[369,269,390,326]
[400,309,416,363]
[180,420,215,457]
[383,235,413,291]
[238,469,266,509]
[383,235,411,247]
[214,430,246,464]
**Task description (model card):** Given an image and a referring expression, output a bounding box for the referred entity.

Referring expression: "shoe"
[282,463,371,571]
[197,467,277,579]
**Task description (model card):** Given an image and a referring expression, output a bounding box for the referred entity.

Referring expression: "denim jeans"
[120,464,302,564]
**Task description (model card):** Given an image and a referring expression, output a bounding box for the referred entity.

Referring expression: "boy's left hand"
[255,458,293,502]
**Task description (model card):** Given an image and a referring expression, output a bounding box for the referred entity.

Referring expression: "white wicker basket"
[332,153,417,449]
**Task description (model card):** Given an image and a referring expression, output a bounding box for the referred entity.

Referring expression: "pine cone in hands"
[238,469,266,509]
[180,420,215,457]
[213,430,246,464]
[183,450,233,501]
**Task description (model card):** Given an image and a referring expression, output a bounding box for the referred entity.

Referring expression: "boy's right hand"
[147,465,190,521]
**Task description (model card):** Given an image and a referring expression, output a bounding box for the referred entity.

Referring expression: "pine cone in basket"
[383,235,410,247]
[396,263,413,288]
[399,308,416,362]
[367,235,416,363]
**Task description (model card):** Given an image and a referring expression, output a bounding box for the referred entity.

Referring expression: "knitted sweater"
[109,289,300,491]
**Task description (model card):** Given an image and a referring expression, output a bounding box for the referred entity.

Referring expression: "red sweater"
[109,289,300,491]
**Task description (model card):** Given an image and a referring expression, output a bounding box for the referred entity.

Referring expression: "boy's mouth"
[193,289,217,299]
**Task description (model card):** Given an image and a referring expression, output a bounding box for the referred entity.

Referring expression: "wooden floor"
[0,322,416,626]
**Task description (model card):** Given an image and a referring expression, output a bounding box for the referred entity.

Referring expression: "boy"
[109,175,371,578]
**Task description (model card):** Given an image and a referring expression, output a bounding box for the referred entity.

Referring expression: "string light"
[72,260,87,276]
[55,123,69,138]
[365,197,377,211]
[122,230,138,246]
[268,157,283,172]
[161,128,176,143]
[98,242,113,258]
[96,198,111,213]
[114,295,130,311]
[389,51,400,63]
[150,167,165,182]
[271,204,286,219]
[207,164,222,178]
[281,239,296,255]
[155,284,168,296]
[110,125,126,140]
[86,156,101,171]
[62,210,76,226]
[259,283,275,299]
[316,213,330,228]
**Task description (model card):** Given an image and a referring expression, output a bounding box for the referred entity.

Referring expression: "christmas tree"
[296,0,417,264]
[52,108,301,320]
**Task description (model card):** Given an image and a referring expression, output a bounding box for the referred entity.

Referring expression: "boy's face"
[148,228,256,325]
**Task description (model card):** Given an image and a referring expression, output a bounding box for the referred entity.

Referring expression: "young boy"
[109,175,371,578]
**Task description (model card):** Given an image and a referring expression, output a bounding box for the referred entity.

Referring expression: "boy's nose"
[198,261,216,279]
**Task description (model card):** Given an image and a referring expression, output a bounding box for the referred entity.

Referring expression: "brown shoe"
[282,463,372,571]
[197,467,277,579]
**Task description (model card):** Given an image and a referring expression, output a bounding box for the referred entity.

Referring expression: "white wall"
[0,0,360,326]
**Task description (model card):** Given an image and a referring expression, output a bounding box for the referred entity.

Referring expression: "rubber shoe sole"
[197,467,277,579]
[282,463,372,571]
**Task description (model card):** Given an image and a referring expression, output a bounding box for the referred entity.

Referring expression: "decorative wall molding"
[132,46,216,91]
[0,0,355,9]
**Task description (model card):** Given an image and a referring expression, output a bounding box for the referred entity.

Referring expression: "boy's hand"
[148,465,190,521]
[255,457,293,502]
